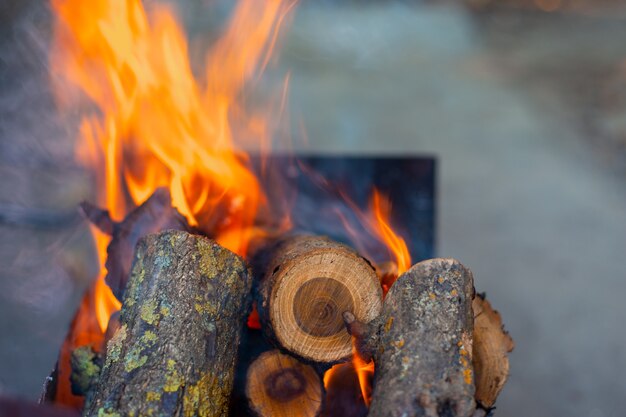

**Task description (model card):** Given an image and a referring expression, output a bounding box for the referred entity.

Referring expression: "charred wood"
[79,187,192,300]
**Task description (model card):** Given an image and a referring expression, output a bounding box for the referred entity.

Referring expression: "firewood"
[83,230,251,417]
[79,187,192,300]
[245,350,323,417]
[345,258,476,417]
[256,235,382,363]
[472,294,514,410]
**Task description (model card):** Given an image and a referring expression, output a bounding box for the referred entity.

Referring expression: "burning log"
[346,258,476,417]
[257,235,382,363]
[80,187,192,300]
[245,350,323,417]
[84,230,251,417]
[472,294,514,410]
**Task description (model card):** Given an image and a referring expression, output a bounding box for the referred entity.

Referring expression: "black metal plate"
[255,155,436,263]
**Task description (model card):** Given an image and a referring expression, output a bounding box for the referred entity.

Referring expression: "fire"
[52,0,291,323]
[351,338,375,406]
[322,339,375,407]
[91,227,121,332]
[52,0,293,256]
[324,188,411,407]
[336,188,411,293]
[51,0,409,410]
[370,189,411,277]
[51,0,292,406]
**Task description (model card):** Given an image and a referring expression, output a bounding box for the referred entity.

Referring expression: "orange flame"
[52,0,293,257]
[51,0,292,406]
[370,189,411,277]
[322,341,375,407]
[91,227,122,332]
[351,337,375,406]
[52,0,291,321]
[335,188,411,294]
[326,189,410,407]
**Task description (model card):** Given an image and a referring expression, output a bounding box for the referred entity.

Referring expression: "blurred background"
[2,1,626,416]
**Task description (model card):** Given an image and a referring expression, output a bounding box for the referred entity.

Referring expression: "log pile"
[43,191,513,417]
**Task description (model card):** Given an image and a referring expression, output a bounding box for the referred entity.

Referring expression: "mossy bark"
[84,230,251,417]
[348,258,476,417]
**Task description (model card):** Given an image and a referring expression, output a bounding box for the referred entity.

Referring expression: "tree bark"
[84,230,251,417]
[256,235,382,364]
[346,258,476,417]
[246,350,323,417]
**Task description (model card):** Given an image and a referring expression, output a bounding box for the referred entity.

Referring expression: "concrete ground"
[2,2,626,417]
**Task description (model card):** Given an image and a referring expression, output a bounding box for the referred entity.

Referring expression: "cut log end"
[246,350,322,417]
[473,294,514,409]
[258,236,382,363]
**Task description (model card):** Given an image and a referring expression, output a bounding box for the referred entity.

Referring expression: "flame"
[334,188,411,294]
[52,0,291,322]
[322,342,374,407]
[323,363,341,388]
[51,0,410,410]
[51,0,292,406]
[324,188,410,407]
[91,227,122,332]
[53,0,293,256]
[370,189,411,276]
[351,338,375,406]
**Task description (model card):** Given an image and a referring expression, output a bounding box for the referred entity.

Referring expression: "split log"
[257,235,382,364]
[80,187,192,300]
[472,294,514,410]
[84,230,251,417]
[246,350,323,417]
[346,258,476,417]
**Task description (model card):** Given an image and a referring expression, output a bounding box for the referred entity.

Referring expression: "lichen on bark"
[83,230,251,417]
